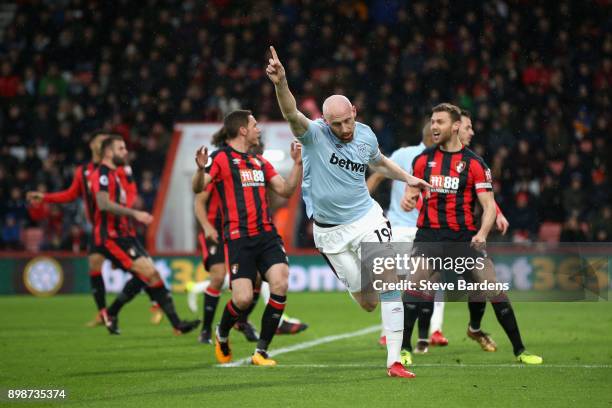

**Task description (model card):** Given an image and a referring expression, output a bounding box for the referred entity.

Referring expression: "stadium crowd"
[0,0,610,250]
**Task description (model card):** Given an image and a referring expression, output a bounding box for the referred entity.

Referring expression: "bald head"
[322,95,353,120]
[322,95,357,142]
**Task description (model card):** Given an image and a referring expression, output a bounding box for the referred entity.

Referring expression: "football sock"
[468,301,487,331]
[417,301,434,340]
[239,289,260,323]
[203,286,221,330]
[218,300,243,339]
[147,283,181,327]
[429,301,445,334]
[89,270,106,310]
[256,293,285,352]
[260,282,270,303]
[107,276,146,316]
[491,296,525,356]
[380,290,403,368]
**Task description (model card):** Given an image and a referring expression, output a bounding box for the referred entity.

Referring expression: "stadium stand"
[0,0,610,250]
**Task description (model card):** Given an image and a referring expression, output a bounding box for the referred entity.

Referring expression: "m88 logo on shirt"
[240,169,265,187]
[430,175,460,193]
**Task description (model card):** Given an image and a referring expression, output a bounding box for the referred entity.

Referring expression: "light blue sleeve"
[390,148,413,175]
[365,125,382,164]
[297,119,323,145]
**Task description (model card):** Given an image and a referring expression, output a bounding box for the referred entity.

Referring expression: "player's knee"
[132,258,156,278]
[208,265,225,290]
[88,254,105,270]
[233,292,253,310]
[268,279,288,296]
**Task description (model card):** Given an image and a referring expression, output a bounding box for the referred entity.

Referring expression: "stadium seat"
[538,222,562,242]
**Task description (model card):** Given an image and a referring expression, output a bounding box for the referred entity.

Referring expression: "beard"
[112,155,126,166]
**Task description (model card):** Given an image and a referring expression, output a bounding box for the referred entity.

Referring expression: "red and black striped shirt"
[412,146,493,231]
[43,162,97,223]
[90,164,135,244]
[206,146,278,241]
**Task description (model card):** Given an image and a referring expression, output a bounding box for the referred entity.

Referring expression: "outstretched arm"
[96,191,152,225]
[369,155,431,190]
[266,46,311,137]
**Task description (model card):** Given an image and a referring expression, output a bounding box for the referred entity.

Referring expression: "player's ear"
[351,105,356,118]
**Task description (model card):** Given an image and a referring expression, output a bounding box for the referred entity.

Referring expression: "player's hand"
[203,222,219,244]
[496,213,509,235]
[26,191,44,203]
[195,146,209,169]
[400,188,419,211]
[406,175,431,198]
[290,141,302,165]
[266,46,286,85]
[471,233,487,252]
[134,211,153,225]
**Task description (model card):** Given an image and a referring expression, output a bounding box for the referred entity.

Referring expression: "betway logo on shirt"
[329,153,366,173]
[240,169,265,187]
[429,175,460,194]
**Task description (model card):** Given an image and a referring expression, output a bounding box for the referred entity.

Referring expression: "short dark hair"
[432,103,461,123]
[211,109,252,147]
[100,134,123,154]
[460,109,471,118]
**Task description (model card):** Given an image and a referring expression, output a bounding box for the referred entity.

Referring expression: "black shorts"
[87,233,105,256]
[225,231,288,284]
[412,228,484,272]
[198,232,225,270]
[99,237,149,271]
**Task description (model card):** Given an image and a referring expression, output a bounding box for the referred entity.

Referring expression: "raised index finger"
[269,46,280,62]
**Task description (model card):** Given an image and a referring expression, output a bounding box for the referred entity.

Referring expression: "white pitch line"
[230,363,612,369]
[217,325,381,368]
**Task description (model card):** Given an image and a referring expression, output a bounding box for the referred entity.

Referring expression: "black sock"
[89,274,106,310]
[239,290,260,323]
[218,300,243,339]
[142,286,154,302]
[417,301,434,341]
[107,277,146,316]
[203,286,221,331]
[402,301,418,351]
[468,301,487,331]
[256,293,285,352]
[491,300,525,356]
[147,284,181,327]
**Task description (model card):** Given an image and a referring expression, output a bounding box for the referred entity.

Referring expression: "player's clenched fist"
[134,211,153,225]
[266,46,286,84]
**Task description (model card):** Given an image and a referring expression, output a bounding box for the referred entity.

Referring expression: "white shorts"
[392,226,418,243]
[314,202,392,293]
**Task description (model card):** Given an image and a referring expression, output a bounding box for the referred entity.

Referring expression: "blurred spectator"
[0,0,610,249]
[508,192,538,242]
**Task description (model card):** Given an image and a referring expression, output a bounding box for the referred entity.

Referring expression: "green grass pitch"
[1,292,611,407]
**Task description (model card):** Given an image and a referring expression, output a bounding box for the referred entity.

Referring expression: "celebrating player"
[404,103,542,364]
[266,46,430,378]
[91,135,199,335]
[26,134,163,326]
[192,110,302,366]
[190,138,307,343]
